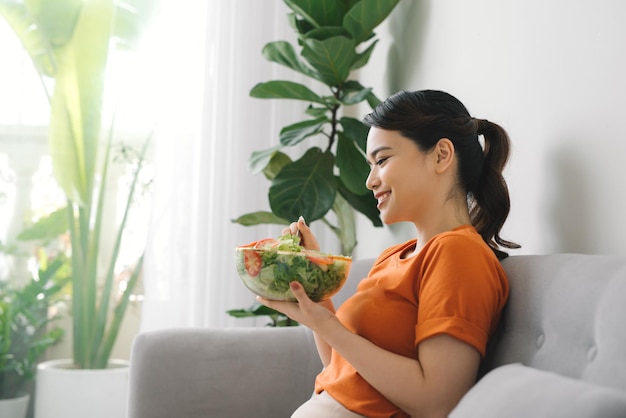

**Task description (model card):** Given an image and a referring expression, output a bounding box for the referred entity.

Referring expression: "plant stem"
[326,87,342,152]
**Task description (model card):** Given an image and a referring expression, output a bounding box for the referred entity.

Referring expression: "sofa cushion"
[450,363,626,418]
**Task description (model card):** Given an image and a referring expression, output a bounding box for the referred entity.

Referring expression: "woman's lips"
[375,191,391,209]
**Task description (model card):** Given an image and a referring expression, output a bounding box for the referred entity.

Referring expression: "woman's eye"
[375,157,388,166]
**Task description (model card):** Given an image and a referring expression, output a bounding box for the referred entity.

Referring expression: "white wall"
[353,0,626,259]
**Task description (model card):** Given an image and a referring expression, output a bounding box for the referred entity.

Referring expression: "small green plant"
[0,255,68,399]
[232,0,400,255]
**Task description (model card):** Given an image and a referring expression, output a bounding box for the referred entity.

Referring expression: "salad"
[234,234,351,302]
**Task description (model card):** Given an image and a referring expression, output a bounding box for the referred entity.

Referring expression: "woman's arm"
[258,282,480,417]
[313,299,335,367]
[282,217,335,366]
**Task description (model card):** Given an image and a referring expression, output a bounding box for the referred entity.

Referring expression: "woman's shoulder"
[426,225,495,259]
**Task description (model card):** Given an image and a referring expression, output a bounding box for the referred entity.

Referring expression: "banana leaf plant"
[232,0,399,255]
[0,0,159,369]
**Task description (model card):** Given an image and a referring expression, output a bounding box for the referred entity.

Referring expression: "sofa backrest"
[340,254,626,393]
[490,254,626,392]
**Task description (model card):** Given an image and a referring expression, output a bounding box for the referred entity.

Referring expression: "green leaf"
[332,193,357,256]
[226,303,297,327]
[112,0,161,49]
[249,148,292,179]
[226,309,260,319]
[283,0,353,27]
[336,132,369,195]
[337,179,382,227]
[286,11,314,35]
[340,116,369,152]
[38,256,67,284]
[301,36,356,86]
[305,105,329,118]
[351,39,378,70]
[342,81,381,110]
[261,41,317,79]
[250,80,325,105]
[343,0,400,44]
[263,151,292,180]
[366,90,382,108]
[27,0,82,47]
[227,303,281,317]
[304,26,350,41]
[231,211,290,226]
[16,206,69,241]
[274,317,299,327]
[339,85,372,106]
[269,148,337,222]
[248,146,282,175]
[279,117,327,146]
[48,0,115,205]
[0,0,58,78]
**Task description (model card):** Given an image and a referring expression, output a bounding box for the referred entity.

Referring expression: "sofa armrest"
[127,326,322,418]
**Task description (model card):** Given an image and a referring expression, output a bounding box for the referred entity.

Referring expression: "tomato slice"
[238,238,278,249]
[253,238,279,249]
[243,250,262,277]
[239,240,260,248]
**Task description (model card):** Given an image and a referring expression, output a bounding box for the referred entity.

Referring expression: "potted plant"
[0,252,66,418]
[0,0,158,416]
[232,0,400,255]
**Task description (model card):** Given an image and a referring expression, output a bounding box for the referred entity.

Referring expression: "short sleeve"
[414,235,507,356]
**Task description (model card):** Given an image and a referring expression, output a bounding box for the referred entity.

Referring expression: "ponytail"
[470,119,520,259]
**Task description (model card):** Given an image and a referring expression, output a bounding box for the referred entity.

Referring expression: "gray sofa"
[128,254,626,417]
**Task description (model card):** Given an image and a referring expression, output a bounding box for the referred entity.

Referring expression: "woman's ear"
[434,138,455,173]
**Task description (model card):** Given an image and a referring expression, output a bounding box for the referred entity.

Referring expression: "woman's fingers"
[256,296,297,319]
[281,217,302,236]
[255,283,308,324]
[295,217,320,251]
[257,281,330,329]
[280,216,320,251]
[289,280,308,301]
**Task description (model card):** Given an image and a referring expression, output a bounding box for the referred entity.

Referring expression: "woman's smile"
[375,191,391,209]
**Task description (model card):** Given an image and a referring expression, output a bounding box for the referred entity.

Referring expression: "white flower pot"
[34,359,130,418]
[0,393,30,418]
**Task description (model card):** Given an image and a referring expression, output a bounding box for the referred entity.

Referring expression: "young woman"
[258,89,520,418]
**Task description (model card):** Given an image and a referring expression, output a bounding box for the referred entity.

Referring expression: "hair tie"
[477,119,491,136]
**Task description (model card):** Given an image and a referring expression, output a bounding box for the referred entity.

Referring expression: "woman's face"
[365,128,440,225]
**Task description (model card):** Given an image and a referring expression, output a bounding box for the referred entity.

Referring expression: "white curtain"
[141,0,339,330]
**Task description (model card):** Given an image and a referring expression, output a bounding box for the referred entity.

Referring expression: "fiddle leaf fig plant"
[233,0,399,255]
[0,0,159,369]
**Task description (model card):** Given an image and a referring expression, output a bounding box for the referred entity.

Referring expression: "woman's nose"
[365,168,378,190]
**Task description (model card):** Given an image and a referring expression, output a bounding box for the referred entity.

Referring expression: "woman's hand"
[257,282,337,330]
[258,281,337,367]
[282,216,320,251]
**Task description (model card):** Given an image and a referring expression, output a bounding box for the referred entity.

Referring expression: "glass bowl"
[234,246,352,302]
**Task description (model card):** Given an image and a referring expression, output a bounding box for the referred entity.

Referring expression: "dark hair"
[363,90,520,259]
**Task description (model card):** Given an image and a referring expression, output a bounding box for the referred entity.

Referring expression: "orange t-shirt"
[314,225,509,417]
